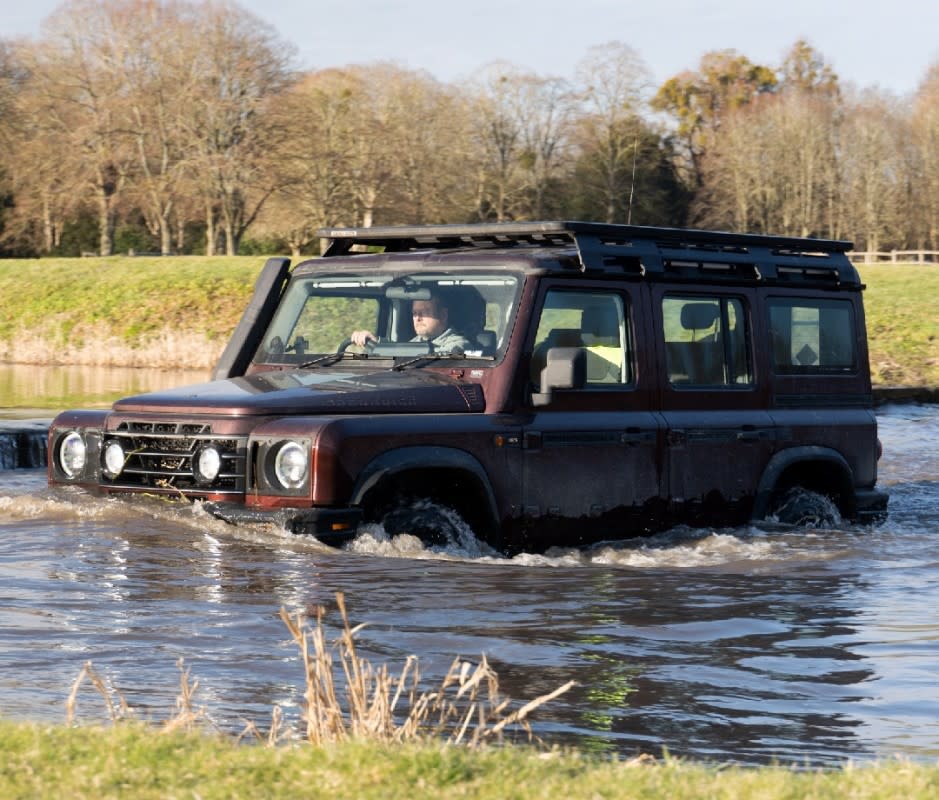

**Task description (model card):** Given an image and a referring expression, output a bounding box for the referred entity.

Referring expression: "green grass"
[859,264,939,387]
[2,722,938,799]
[0,255,263,347]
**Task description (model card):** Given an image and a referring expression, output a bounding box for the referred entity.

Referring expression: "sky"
[2,0,937,97]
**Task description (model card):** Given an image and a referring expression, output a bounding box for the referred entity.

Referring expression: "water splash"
[346,500,499,560]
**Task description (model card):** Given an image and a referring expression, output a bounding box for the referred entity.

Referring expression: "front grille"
[103,420,247,495]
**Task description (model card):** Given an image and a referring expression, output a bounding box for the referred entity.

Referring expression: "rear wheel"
[770,487,842,527]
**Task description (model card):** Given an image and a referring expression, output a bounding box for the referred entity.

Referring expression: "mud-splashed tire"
[770,488,842,527]
[380,499,473,550]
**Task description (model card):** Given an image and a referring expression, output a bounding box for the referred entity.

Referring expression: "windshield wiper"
[391,351,469,371]
[298,352,355,369]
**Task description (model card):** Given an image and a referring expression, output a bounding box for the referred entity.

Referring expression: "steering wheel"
[336,337,376,354]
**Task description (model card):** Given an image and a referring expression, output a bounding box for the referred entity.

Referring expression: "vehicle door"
[519,284,665,545]
[652,287,775,524]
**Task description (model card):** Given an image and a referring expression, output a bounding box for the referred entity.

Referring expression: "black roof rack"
[316,221,859,287]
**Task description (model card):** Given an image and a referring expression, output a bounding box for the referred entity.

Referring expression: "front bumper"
[203,501,362,546]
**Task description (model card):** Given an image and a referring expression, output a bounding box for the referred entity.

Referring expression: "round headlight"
[273,441,308,489]
[194,446,222,484]
[102,441,125,479]
[58,431,87,478]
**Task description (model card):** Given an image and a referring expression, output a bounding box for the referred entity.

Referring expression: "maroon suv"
[48,221,888,553]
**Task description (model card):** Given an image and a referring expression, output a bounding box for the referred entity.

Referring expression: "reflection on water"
[0,405,937,765]
[0,363,209,410]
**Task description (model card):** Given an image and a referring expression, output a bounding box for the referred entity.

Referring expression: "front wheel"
[380,499,486,553]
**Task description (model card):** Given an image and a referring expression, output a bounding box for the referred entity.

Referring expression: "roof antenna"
[627,134,639,225]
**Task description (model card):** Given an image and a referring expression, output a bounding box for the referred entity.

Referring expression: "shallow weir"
[0,420,48,469]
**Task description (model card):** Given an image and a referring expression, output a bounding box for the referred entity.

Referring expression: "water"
[1,404,937,765]
[0,364,208,410]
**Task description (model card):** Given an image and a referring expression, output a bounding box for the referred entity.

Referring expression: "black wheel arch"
[752,446,857,521]
[350,446,501,537]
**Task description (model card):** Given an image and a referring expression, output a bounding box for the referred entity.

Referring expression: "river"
[1,403,937,765]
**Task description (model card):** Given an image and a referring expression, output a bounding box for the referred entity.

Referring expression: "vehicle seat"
[444,287,484,340]
[581,304,624,383]
[670,303,724,385]
[530,328,584,385]
[476,330,497,354]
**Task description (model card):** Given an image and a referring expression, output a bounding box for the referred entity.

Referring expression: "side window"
[768,298,856,373]
[662,296,752,387]
[531,291,632,386]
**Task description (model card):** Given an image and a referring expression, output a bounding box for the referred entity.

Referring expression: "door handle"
[737,428,771,442]
[523,431,543,450]
[621,428,654,446]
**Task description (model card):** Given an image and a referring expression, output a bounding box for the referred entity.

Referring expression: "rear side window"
[768,298,856,374]
[662,296,752,386]
[532,291,632,385]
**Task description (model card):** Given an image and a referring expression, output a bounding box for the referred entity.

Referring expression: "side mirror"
[531,347,586,407]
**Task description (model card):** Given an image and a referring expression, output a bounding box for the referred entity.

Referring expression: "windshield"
[253,271,521,366]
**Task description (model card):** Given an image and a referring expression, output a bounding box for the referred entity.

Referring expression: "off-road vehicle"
[48,221,888,552]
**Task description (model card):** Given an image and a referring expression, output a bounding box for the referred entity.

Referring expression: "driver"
[350,292,472,353]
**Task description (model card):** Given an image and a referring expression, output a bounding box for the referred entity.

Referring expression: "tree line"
[0,0,937,258]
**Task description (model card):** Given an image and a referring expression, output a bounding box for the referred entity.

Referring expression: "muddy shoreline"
[871,386,939,405]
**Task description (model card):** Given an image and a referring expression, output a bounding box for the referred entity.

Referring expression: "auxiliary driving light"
[194,445,222,484]
[102,441,126,479]
[58,431,87,478]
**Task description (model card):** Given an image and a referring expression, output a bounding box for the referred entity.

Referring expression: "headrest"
[680,303,720,331]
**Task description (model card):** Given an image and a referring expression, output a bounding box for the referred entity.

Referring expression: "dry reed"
[281,592,576,747]
[64,592,576,749]
[66,658,210,733]
[2,324,225,370]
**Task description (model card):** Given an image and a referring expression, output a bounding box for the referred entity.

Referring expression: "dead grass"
[281,593,575,746]
[64,592,575,748]
[1,323,226,370]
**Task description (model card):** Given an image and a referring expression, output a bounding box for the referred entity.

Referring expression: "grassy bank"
[3,722,938,799]
[0,256,264,369]
[858,264,939,387]
[1,257,937,384]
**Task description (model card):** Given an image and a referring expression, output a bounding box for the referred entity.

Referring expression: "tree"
[696,90,841,238]
[466,63,529,221]
[0,40,17,149]
[182,1,294,254]
[21,0,142,256]
[387,72,476,223]
[912,62,939,249]
[257,68,361,256]
[652,50,778,188]
[465,62,579,222]
[572,42,653,223]
[778,39,840,97]
[838,89,911,252]
[511,72,576,219]
[117,0,200,255]
[0,39,20,251]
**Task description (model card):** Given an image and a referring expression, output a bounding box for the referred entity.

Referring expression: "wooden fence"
[848,251,939,264]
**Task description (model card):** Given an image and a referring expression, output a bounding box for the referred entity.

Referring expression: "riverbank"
[0,258,938,385]
[0,256,264,369]
[3,722,938,799]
